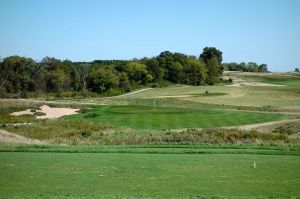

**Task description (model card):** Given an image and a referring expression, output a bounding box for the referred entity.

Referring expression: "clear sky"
[0,0,300,71]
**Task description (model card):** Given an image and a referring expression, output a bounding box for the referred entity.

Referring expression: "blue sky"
[0,0,300,71]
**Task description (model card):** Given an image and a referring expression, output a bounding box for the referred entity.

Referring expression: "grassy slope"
[120,73,300,110]
[0,151,299,198]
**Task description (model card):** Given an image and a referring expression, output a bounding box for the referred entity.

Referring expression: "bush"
[34,112,46,116]
[84,113,100,118]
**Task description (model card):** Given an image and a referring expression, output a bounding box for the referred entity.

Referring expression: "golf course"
[1,0,300,197]
[1,71,300,199]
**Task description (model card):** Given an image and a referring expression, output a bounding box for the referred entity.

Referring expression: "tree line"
[0,47,225,97]
[222,62,268,72]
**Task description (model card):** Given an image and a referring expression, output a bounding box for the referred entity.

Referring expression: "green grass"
[1,143,300,155]
[67,105,287,130]
[240,74,300,87]
[0,151,299,198]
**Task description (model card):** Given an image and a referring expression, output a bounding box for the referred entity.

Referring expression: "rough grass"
[2,120,300,145]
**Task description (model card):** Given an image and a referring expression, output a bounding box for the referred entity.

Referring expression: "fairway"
[67,105,287,129]
[0,151,299,198]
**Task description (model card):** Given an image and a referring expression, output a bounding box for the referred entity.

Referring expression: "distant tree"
[223,61,267,73]
[247,62,258,72]
[71,63,91,92]
[199,47,223,65]
[125,62,153,84]
[118,72,131,92]
[143,58,164,82]
[41,57,69,93]
[295,68,300,72]
[200,47,223,84]
[46,69,67,93]
[157,51,175,81]
[205,57,221,85]
[239,62,247,71]
[183,58,207,85]
[258,64,268,72]
[0,56,40,95]
[87,68,119,93]
[169,62,183,83]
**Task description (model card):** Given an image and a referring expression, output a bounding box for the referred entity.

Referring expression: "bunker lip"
[11,105,80,119]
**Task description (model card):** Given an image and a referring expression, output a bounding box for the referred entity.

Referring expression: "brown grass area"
[0,129,44,144]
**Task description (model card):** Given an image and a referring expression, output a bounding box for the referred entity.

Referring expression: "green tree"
[46,69,67,93]
[206,57,221,85]
[199,47,223,65]
[0,56,40,95]
[183,58,207,85]
[199,47,223,84]
[87,68,119,93]
[42,57,68,93]
[118,72,131,92]
[125,62,152,84]
[258,64,268,72]
[144,58,164,82]
[169,62,183,83]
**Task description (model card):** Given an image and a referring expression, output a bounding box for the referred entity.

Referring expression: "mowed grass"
[116,73,300,110]
[67,105,287,129]
[0,152,299,198]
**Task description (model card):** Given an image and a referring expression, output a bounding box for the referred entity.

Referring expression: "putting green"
[67,105,287,130]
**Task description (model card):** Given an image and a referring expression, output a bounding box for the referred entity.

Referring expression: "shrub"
[84,113,100,118]
[34,112,46,116]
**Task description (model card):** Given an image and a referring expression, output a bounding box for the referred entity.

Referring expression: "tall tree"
[183,58,207,85]
[200,47,223,84]
[125,62,153,84]
[143,58,164,82]
[199,47,223,65]
[87,68,119,93]
[0,56,40,95]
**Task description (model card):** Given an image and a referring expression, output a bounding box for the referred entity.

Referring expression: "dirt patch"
[0,129,44,144]
[11,105,80,119]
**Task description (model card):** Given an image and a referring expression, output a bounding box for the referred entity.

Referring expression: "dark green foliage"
[199,47,223,64]
[223,62,268,72]
[0,56,42,96]
[87,68,119,93]
[199,47,223,84]
[33,112,46,116]
[1,47,224,98]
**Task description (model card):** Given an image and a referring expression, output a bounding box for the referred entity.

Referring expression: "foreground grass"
[0,150,299,198]
[1,143,300,155]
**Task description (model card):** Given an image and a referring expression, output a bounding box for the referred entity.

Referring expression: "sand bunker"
[11,105,80,119]
[227,79,284,87]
